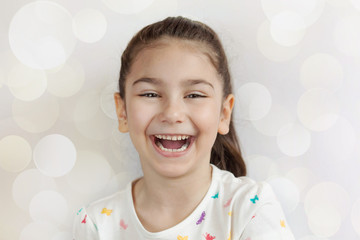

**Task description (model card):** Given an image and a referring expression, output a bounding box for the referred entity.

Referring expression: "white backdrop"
[0,0,360,239]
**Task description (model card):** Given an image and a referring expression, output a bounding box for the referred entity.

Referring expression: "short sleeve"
[73,206,99,240]
[239,182,296,240]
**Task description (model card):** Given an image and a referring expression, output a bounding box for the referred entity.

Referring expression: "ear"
[218,94,235,135]
[114,92,129,133]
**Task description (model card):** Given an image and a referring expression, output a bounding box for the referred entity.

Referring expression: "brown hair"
[118,16,246,177]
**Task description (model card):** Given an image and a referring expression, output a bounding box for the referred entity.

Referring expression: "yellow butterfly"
[177,236,188,240]
[280,220,286,228]
[101,208,113,216]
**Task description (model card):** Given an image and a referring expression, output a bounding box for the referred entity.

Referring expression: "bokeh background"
[0,0,360,239]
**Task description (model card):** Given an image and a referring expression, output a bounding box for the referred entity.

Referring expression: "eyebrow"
[132,77,214,89]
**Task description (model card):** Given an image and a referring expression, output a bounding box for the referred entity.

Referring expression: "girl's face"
[114,40,234,179]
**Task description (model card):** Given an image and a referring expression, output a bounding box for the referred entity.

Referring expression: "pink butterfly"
[120,219,128,230]
[224,198,232,208]
[203,233,216,240]
[81,214,87,224]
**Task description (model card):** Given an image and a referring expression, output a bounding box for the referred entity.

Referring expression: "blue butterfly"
[250,195,259,204]
[211,192,219,199]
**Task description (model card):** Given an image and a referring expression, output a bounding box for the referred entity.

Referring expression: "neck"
[133,164,212,211]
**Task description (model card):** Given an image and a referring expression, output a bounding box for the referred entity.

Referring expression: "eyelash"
[140,93,206,98]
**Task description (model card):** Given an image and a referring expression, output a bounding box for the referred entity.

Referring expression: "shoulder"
[213,165,276,203]
[212,165,279,217]
[87,184,129,217]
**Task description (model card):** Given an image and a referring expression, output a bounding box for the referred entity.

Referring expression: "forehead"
[127,40,220,84]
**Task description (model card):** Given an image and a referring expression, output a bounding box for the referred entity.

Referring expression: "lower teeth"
[156,141,189,152]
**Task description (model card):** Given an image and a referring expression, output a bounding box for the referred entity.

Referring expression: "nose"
[159,98,185,124]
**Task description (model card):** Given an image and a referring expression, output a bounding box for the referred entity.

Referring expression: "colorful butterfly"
[280,220,286,228]
[177,236,188,240]
[211,192,219,199]
[203,232,216,240]
[81,214,87,224]
[101,208,113,216]
[250,195,259,204]
[120,219,128,230]
[224,198,232,208]
[196,211,206,225]
[77,208,83,215]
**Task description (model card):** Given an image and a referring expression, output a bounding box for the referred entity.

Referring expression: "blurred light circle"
[257,20,301,61]
[267,177,300,214]
[270,11,306,46]
[299,236,329,240]
[73,92,115,140]
[20,222,57,240]
[100,82,118,120]
[245,155,279,181]
[7,63,47,101]
[46,58,85,98]
[12,169,57,211]
[286,168,316,198]
[317,117,357,162]
[66,150,112,194]
[236,82,272,121]
[327,0,352,7]
[52,231,73,240]
[300,53,343,92]
[29,191,68,225]
[351,0,360,11]
[305,182,351,222]
[0,67,5,87]
[33,134,76,177]
[139,0,178,20]
[12,96,59,133]
[277,123,311,157]
[297,88,339,131]
[351,198,360,237]
[252,104,295,136]
[73,9,107,43]
[8,1,76,69]
[334,15,360,57]
[101,0,154,14]
[307,202,342,237]
[0,135,32,172]
[261,0,325,27]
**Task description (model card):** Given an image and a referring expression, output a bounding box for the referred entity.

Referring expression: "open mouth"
[153,135,192,152]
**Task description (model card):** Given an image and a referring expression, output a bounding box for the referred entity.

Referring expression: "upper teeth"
[155,135,189,141]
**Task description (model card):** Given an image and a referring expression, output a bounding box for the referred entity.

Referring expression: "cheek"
[127,101,155,131]
[191,102,221,130]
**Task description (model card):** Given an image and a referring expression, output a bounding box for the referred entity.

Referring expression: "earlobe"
[218,94,235,135]
[114,92,129,133]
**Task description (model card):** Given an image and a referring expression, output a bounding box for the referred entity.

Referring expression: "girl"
[73,16,295,239]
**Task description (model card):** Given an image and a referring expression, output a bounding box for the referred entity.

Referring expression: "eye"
[140,92,159,98]
[186,93,206,98]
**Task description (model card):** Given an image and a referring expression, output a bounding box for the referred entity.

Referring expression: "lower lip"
[150,136,194,158]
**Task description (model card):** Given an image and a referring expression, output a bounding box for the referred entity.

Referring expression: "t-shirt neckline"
[126,164,219,238]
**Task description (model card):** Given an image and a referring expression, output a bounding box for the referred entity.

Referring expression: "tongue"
[160,139,186,149]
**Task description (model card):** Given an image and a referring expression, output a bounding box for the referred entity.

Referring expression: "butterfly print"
[81,214,87,224]
[177,236,188,240]
[250,195,259,204]
[101,208,113,216]
[224,198,232,207]
[280,220,286,228]
[203,232,216,240]
[120,219,128,230]
[77,208,83,215]
[196,211,206,225]
[211,192,219,199]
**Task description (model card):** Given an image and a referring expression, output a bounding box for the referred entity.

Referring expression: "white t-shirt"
[73,165,295,239]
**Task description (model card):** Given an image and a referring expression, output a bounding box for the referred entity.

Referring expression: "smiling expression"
[114,39,234,179]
